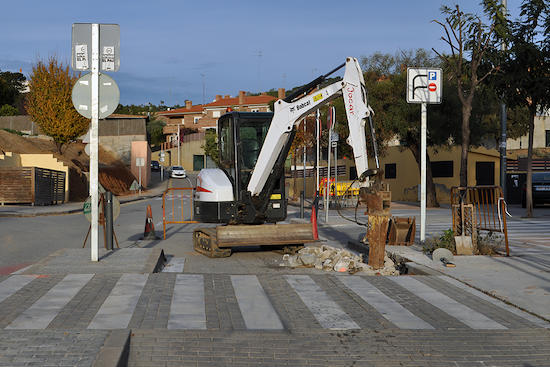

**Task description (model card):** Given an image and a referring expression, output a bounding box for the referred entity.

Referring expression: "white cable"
[497,197,512,232]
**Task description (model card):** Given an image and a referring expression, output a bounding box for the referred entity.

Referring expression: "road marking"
[7,274,93,329]
[339,276,434,329]
[0,275,37,304]
[390,276,507,330]
[285,275,359,330]
[437,276,550,329]
[10,264,33,275]
[231,275,283,330]
[88,274,149,329]
[162,257,185,273]
[168,274,206,329]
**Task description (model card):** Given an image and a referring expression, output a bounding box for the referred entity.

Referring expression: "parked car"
[522,172,550,208]
[170,166,186,179]
[151,160,160,171]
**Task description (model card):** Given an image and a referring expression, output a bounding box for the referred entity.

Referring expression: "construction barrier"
[162,187,198,240]
[319,179,361,207]
[450,186,510,256]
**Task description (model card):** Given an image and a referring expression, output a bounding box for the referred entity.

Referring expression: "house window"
[546,130,550,147]
[384,163,396,179]
[431,161,453,178]
[193,117,200,124]
[213,110,221,118]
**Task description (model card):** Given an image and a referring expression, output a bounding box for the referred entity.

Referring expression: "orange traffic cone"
[143,205,159,240]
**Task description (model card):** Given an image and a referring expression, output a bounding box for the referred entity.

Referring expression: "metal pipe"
[105,192,113,250]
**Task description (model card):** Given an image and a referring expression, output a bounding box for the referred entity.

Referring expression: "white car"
[170,166,187,178]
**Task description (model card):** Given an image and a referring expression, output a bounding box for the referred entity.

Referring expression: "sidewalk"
[0,173,169,217]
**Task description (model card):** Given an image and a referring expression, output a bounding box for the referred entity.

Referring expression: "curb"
[92,329,131,367]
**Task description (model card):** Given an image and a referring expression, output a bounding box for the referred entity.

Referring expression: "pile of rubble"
[280,244,399,275]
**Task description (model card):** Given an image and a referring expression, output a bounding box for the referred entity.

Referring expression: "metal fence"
[0,167,65,205]
[162,187,198,239]
[451,186,510,256]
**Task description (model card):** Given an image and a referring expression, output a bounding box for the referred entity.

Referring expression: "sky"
[0,0,523,107]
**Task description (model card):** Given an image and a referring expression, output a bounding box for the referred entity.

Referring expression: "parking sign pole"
[420,102,427,242]
[90,23,99,261]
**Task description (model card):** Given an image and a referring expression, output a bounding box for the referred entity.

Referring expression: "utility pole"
[499,0,508,199]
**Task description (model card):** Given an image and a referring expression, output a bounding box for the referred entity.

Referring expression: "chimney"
[224,95,230,99]
[278,88,285,100]
[215,95,222,101]
[185,100,192,109]
[238,91,245,105]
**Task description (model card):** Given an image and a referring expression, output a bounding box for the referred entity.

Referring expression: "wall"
[130,141,151,188]
[151,137,206,172]
[0,152,69,201]
[507,114,550,149]
[100,135,147,164]
[0,115,38,134]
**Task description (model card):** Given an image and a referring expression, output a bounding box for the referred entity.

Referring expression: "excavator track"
[193,227,232,258]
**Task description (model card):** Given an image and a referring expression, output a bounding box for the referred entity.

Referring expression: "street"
[0,177,549,366]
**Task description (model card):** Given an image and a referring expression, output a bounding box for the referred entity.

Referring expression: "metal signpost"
[72,23,120,261]
[406,68,442,242]
[136,157,145,195]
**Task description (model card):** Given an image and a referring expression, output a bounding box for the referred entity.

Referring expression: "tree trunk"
[460,103,472,187]
[409,144,439,208]
[525,111,535,218]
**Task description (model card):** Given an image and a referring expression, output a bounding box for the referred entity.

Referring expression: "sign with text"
[406,68,442,104]
[72,23,120,72]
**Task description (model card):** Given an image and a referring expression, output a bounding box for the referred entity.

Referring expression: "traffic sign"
[72,23,120,72]
[72,73,120,119]
[83,194,120,222]
[406,68,442,104]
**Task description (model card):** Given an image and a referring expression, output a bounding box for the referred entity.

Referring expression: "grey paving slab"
[437,275,550,328]
[168,274,206,329]
[231,275,283,330]
[0,275,36,303]
[391,276,507,330]
[6,273,93,329]
[88,273,149,329]
[162,257,185,272]
[285,275,359,330]
[339,276,434,329]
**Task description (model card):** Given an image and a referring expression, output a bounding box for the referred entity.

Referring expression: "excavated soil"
[0,130,136,201]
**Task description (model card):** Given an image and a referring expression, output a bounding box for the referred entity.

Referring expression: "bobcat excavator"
[192,57,385,257]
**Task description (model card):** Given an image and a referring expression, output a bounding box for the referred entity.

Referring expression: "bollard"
[105,191,114,250]
[300,191,305,219]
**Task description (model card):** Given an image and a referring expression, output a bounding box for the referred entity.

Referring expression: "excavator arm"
[247,57,376,197]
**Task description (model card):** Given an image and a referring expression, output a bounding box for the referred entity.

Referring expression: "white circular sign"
[72,73,120,119]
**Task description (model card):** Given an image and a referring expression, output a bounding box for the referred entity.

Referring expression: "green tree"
[0,104,19,116]
[202,129,219,165]
[433,4,501,186]
[25,58,89,153]
[489,0,550,217]
[146,119,166,146]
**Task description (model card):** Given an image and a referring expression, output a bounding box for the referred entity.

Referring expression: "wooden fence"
[0,167,65,205]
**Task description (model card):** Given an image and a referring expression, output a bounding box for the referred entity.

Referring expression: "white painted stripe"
[339,276,434,329]
[437,276,550,329]
[285,275,359,330]
[88,273,148,329]
[7,274,93,329]
[168,274,206,329]
[231,275,283,330]
[162,257,185,273]
[390,276,507,330]
[0,275,37,303]
[10,265,33,275]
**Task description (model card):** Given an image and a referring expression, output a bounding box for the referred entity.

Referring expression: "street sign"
[406,68,442,104]
[83,194,120,222]
[136,157,145,167]
[72,73,120,119]
[72,23,120,72]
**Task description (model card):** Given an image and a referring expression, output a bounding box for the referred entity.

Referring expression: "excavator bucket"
[193,223,317,258]
[387,216,416,246]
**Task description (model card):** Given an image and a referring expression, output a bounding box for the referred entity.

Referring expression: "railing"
[162,187,198,239]
[451,186,510,256]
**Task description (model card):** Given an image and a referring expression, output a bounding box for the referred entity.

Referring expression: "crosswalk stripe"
[339,276,434,329]
[168,274,206,329]
[88,274,149,329]
[231,275,283,330]
[437,276,550,329]
[390,277,507,330]
[285,275,359,330]
[162,257,185,273]
[6,274,93,330]
[0,275,37,304]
